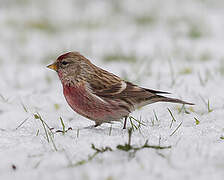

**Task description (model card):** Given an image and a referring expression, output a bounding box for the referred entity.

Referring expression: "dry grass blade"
[170,122,183,136]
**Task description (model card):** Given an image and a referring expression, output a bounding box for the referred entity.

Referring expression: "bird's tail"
[158,96,194,105]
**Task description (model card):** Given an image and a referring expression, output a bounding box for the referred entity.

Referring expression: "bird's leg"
[123,116,128,129]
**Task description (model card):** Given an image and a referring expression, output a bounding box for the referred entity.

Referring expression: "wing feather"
[90,81,157,102]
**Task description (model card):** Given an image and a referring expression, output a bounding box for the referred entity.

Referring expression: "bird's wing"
[89,80,194,107]
[89,80,127,97]
[89,81,155,98]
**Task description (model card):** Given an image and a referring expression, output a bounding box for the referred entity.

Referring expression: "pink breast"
[63,83,115,120]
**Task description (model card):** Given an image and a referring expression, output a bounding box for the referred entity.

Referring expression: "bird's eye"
[61,61,68,66]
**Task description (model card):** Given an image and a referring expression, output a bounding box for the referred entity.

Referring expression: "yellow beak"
[47,62,58,71]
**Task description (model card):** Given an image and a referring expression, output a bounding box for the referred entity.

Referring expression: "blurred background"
[1,0,224,86]
[1,1,224,179]
[1,0,224,114]
[0,0,224,116]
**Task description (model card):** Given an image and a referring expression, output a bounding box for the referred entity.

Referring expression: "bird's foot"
[83,123,101,129]
[94,123,101,127]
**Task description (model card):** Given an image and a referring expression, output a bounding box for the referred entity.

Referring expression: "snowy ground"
[1,0,224,179]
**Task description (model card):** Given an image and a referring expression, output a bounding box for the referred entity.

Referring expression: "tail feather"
[158,96,194,105]
[144,88,170,94]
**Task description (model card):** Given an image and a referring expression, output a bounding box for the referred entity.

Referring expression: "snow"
[0,0,224,179]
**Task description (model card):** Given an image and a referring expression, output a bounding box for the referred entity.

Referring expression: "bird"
[47,52,194,129]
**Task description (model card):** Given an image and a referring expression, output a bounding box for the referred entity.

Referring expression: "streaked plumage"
[47,52,194,129]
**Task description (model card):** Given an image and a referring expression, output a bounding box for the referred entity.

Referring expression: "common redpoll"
[47,52,193,129]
